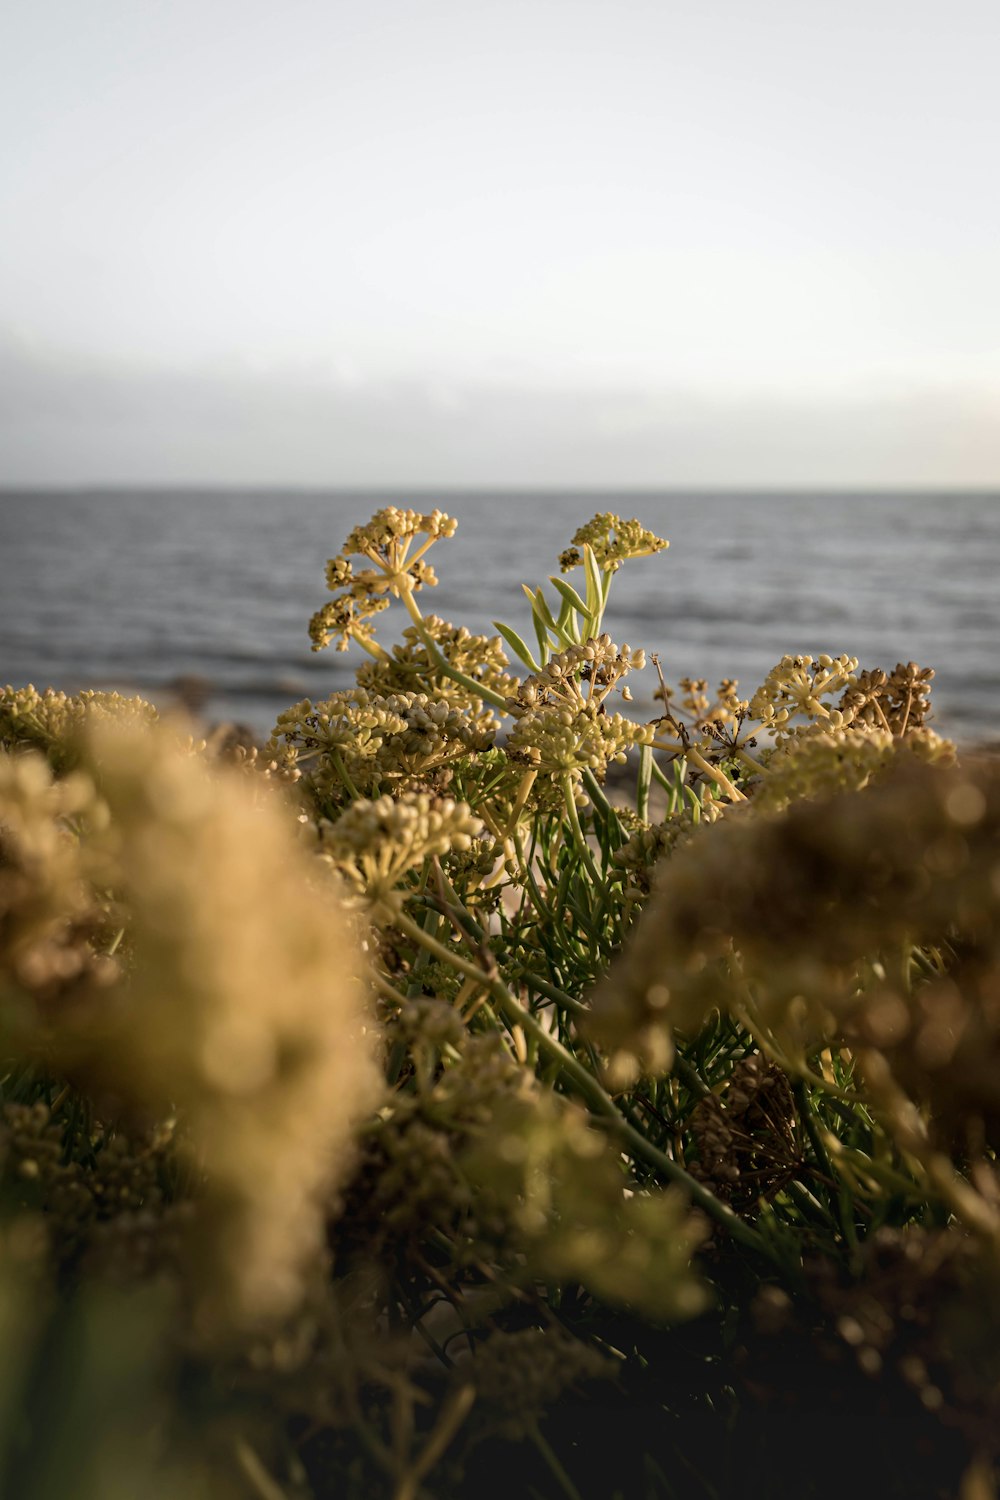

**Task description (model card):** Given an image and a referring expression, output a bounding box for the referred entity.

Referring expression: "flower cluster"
[355,614,517,719]
[748,654,860,734]
[342,1004,528,1252]
[752,724,956,813]
[272,687,495,811]
[309,507,457,652]
[343,505,458,561]
[508,636,647,712]
[317,792,486,909]
[687,1055,800,1212]
[558,512,669,573]
[0,684,158,771]
[507,702,653,784]
[612,816,692,897]
[0,721,382,1336]
[505,637,652,783]
[0,1101,187,1284]
[0,751,116,1015]
[838,662,936,734]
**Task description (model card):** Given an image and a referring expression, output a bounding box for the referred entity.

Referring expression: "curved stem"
[354,634,395,665]
[731,744,767,777]
[684,746,747,803]
[398,586,509,711]
[504,767,538,835]
[330,748,362,801]
[560,773,609,898]
[580,766,617,823]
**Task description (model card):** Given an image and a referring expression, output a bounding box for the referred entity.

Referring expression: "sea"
[1,489,998,746]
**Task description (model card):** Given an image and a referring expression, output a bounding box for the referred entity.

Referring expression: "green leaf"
[583,544,607,625]
[650,754,686,815]
[683,782,702,821]
[636,742,653,823]
[493,620,539,672]
[533,608,551,664]
[548,574,589,616]
[524,582,559,634]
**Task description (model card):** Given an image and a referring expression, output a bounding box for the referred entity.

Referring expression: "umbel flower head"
[505,636,653,783]
[0,721,382,1337]
[748,654,860,734]
[355,614,517,721]
[462,1088,708,1321]
[558,513,669,573]
[0,684,158,772]
[309,507,457,652]
[751,723,956,814]
[270,686,495,809]
[318,790,486,910]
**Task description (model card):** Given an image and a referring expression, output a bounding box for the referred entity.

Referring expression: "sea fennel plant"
[0,505,997,1500]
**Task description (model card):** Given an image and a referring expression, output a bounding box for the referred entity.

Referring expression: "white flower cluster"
[748,654,860,735]
[271,687,495,805]
[753,725,956,813]
[508,636,647,715]
[507,700,653,780]
[310,508,458,652]
[505,637,651,781]
[318,792,487,907]
[558,512,669,573]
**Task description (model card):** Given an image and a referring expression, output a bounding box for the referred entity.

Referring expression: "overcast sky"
[2,0,999,487]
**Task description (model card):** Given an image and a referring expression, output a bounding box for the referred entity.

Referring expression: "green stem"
[636,742,652,822]
[673,1053,712,1101]
[330,748,362,801]
[521,972,587,1015]
[728,744,766,779]
[579,766,612,818]
[560,773,609,899]
[793,1078,855,1249]
[649,753,685,812]
[511,826,551,921]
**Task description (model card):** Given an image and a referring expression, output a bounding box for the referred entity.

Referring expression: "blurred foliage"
[1,505,998,1499]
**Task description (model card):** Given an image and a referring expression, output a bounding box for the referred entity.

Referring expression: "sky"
[2,0,999,487]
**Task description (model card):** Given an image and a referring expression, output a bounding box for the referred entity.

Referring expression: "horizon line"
[3,482,1000,497]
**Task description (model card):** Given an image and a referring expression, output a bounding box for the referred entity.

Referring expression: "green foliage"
[0,505,998,1499]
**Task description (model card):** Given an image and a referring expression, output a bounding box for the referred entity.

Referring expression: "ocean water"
[0,489,998,745]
